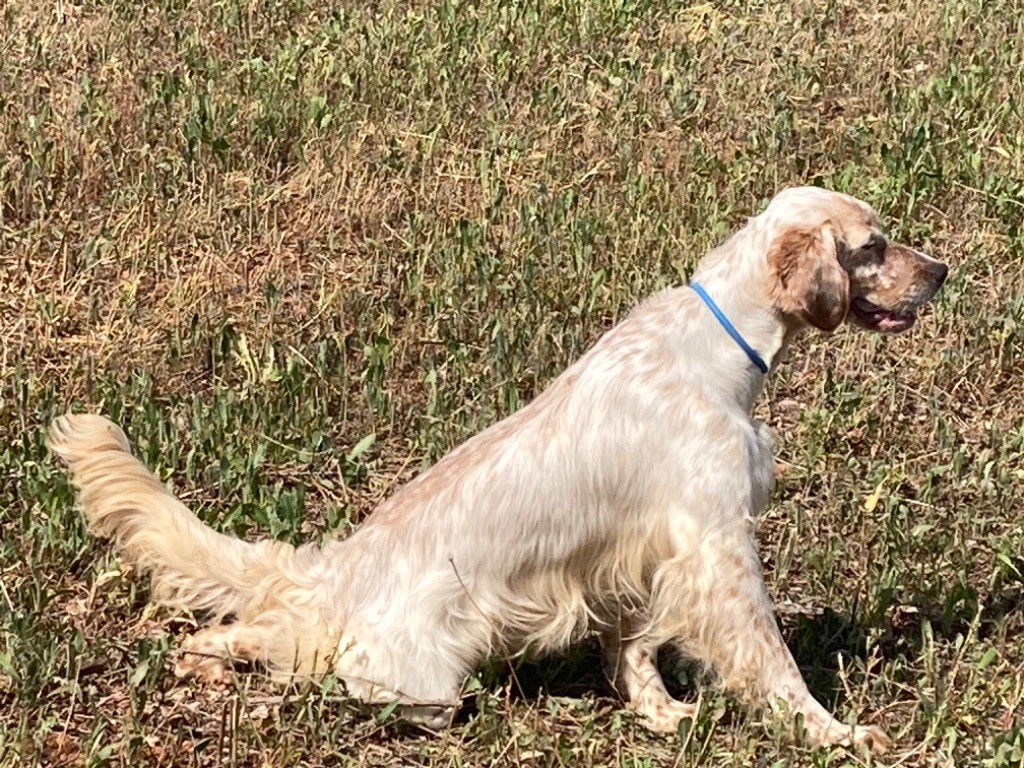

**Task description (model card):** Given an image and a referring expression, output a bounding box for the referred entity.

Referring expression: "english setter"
[50,187,947,752]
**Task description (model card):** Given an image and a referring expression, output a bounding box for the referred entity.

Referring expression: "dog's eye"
[862,235,887,260]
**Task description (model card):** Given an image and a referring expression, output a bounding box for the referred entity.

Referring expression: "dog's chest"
[746,419,775,516]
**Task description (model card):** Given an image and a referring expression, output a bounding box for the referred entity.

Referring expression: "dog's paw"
[809,721,892,755]
[399,703,457,731]
[849,724,893,754]
[174,651,231,684]
[631,698,699,733]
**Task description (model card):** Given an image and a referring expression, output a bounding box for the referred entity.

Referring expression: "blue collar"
[690,282,769,375]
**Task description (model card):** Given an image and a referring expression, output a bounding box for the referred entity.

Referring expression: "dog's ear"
[767,224,850,332]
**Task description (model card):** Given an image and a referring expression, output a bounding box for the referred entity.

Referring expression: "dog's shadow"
[484,640,610,704]
[784,608,875,706]
[478,608,879,716]
[461,582,1022,724]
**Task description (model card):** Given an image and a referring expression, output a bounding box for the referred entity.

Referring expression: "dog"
[49,187,947,752]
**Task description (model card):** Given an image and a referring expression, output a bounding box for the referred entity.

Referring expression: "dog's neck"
[686,225,800,413]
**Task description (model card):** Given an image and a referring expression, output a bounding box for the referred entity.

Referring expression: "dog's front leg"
[599,614,697,731]
[651,529,891,753]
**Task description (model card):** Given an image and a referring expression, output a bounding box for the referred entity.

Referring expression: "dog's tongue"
[853,298,916,331]
[877,313,914,331]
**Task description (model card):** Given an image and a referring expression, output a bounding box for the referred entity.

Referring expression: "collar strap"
[690,282,769,375]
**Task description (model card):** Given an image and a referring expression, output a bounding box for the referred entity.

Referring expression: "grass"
[2,0,1024,764]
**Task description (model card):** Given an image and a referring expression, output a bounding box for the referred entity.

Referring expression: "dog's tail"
[48,413,312,624]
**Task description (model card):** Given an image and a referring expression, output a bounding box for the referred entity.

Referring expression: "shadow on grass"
[477,614,857,713]
[484,607,882,712]
[428,583,1024,726]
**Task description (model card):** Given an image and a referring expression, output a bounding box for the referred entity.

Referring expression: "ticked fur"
[50,186,947,751]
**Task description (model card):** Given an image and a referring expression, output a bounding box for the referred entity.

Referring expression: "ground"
[2,0,1024,766]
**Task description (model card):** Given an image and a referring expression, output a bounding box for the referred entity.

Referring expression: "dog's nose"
[933,262,949,286]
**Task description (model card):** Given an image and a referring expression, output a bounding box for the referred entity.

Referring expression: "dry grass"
[3,0,1024,765]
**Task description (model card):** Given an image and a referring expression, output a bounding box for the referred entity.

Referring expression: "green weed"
[2,0,1023,765]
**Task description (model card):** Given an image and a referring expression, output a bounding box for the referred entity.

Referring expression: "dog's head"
[763,187,948,333]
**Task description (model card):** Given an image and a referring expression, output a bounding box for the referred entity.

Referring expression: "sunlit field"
[2,0,1024,765]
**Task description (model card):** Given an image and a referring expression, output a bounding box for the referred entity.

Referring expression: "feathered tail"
[47,413,311,624]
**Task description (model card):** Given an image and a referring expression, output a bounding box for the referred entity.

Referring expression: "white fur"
[50,187,947,753]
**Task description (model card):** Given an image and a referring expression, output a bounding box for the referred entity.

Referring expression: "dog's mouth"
[849,297,917,333]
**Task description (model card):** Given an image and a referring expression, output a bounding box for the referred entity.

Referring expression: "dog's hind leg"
[172,621,458,728]
[174,613,335,683]
[328,622,463,730]
[174,623,269,683]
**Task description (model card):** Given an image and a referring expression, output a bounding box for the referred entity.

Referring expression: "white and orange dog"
[51,187,947,752]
